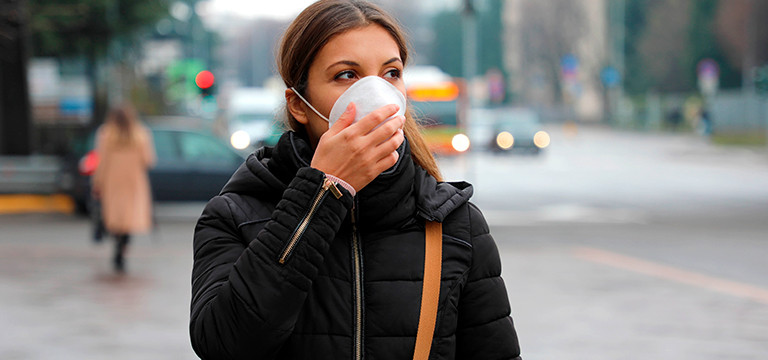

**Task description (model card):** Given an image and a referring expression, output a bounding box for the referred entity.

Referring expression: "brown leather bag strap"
[413,220,443,360]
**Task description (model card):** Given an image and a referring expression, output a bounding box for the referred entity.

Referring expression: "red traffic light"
[195,70,215,89]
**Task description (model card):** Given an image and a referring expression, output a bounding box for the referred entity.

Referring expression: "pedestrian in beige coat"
[92,104,156,272]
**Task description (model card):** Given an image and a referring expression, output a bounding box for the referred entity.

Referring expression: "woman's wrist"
[325,174,356,196]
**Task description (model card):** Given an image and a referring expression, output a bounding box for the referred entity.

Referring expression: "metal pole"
[462,0,477,183]
[462,0,477,113]
[616,0,625,117]
[744,0,756,93]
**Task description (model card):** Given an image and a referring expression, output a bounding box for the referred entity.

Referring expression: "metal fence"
[0,156,64,194]
[711,91,768,133]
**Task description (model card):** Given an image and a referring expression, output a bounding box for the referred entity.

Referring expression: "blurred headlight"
[451,133,470,152]
[496,131,514,150]
[230,130,251,150]
[533,131,550,149]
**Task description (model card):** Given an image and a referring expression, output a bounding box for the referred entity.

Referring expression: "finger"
[371,127,405,159]
[373,147,400,173]
[327,102,356,136]
[367,114,405,145]
[350,104,399,135]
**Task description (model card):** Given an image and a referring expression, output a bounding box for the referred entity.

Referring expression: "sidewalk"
[0,213,197,359]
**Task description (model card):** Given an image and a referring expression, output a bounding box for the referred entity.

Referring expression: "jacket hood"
[219,146,286,202]
[219,131,473,225]
[413,169,473,223]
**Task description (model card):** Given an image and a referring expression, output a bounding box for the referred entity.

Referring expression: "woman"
[92,104,156,272]
[191,1,522,359]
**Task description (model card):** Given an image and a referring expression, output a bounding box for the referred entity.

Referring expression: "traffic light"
[195,70,215,96]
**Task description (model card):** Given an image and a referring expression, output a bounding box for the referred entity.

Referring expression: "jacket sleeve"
[455,203,522,360]
[190,167,353,359]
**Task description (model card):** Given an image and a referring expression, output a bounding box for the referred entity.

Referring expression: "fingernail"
[344,102,355,114]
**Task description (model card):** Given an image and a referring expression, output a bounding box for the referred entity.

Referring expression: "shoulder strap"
[413,220,443,360]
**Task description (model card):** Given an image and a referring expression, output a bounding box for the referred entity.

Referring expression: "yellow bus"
[406,66,467,155]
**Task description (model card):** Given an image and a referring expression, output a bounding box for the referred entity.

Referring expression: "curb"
[0,194,75,215]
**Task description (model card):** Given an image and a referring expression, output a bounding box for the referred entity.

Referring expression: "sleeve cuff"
[325,174,356,197]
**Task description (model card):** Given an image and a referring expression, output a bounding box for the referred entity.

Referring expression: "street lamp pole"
[615,0,625,121]
[462,0,477,114]
[461,0,477,182]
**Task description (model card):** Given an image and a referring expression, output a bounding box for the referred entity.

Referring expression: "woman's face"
[288,24,406,146]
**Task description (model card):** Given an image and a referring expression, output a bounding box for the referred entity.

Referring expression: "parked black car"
[65,125,245,214]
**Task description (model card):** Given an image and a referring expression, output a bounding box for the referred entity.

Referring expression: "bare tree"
[516,0,588,103]
[715,0,768,74]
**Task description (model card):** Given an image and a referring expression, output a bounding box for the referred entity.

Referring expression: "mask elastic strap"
[290,87,329,123]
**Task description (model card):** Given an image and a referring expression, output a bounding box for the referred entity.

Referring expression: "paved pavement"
[2,209,767,359]
[501,214,768,360]
[0,214,197,360]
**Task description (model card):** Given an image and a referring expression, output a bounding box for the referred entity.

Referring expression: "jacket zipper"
[351,201,363,360]
[279,177,342,264]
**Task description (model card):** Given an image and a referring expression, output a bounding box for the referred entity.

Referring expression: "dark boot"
[113,234,130,273]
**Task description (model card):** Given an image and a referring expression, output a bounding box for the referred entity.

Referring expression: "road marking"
[573,246,768,305]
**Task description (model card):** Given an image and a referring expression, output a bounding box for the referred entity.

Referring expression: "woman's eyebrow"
[383,57,402,66]
[326,57,402,71]
[327,60,359,70]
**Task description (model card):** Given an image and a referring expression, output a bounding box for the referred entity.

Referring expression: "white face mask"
[291,75,407,128]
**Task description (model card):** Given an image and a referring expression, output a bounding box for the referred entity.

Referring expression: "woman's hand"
[310,102,405,192]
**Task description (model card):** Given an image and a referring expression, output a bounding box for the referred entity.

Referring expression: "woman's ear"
[285,89,309,125]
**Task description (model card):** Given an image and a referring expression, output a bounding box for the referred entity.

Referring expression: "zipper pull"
[324,177,343,199]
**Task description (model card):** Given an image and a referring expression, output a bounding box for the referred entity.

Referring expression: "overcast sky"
[204,0,318,20]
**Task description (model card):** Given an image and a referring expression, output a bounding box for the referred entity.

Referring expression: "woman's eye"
[335,71,356,80]
[384,69,401,79]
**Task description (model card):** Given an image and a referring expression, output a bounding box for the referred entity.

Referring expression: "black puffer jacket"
[191,131,521,360]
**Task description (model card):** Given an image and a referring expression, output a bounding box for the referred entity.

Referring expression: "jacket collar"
[220,130,473,229]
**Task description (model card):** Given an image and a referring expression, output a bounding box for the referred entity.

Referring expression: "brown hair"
[102,104,142,148]
[277,0,442,181]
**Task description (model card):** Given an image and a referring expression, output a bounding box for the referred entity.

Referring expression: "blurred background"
[1,0,767,359]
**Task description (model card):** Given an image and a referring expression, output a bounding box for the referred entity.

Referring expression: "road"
[441,125,768,359]
[1,125,767,359]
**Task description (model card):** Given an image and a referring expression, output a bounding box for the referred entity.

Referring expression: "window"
[152,130,180,161]
[178,132,235,162]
